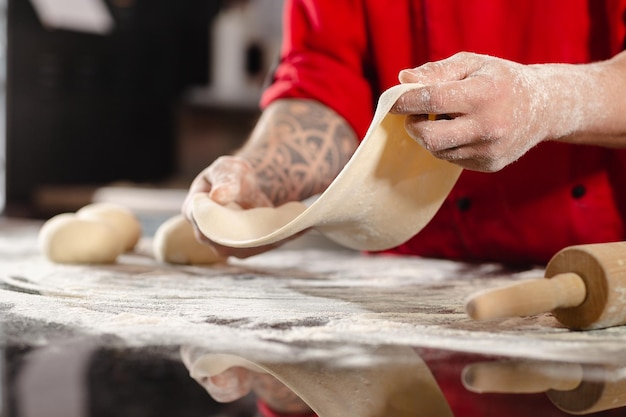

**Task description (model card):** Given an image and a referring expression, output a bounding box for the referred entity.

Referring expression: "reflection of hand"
[198,366,254,403]
[391,52,583,172]
[193,365,312,415]
[251,372,313,414]
[181,156,278,259]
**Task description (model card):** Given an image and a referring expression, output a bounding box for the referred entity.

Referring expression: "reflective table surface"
[2,217,626,417]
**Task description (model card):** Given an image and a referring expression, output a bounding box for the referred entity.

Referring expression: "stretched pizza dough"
[192,83,463,251]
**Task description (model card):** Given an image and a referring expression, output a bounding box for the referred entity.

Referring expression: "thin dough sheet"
[192,83,463,251]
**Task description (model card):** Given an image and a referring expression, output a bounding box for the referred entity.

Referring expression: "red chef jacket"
[261,0,626,266]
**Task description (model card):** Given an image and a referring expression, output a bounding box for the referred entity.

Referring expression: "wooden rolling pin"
[466,242,626,330]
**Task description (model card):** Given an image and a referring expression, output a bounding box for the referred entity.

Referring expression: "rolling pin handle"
[466,273,587,321]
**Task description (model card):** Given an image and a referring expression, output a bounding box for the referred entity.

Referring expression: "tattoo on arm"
[238,99,358,205]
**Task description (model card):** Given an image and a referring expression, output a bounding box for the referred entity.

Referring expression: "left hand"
[391,52,561,172]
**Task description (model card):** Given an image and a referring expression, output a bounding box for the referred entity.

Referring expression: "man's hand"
[182,155,276,259]
[391,52,592,172]
[182,99,358,259]
[183,155,272,212]
[194,366,313,415]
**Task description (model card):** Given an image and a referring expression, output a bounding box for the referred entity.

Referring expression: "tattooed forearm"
[237,99,358,206]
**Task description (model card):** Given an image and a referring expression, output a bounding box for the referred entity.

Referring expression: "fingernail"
[400,69,420,76]
[399,69,420,82]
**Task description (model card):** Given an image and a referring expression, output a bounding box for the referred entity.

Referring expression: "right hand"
[182,155,278,259]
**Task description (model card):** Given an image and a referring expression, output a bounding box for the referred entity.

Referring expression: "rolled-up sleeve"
[260,0,374,139]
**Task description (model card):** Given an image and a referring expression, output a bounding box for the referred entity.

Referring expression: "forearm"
[545,50,626,147]
[237,99,358,206]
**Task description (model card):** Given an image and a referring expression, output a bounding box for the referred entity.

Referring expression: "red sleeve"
[257,399,317,417]
[260,0,374,139]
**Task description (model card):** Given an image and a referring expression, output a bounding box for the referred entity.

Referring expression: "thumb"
[399,52,485,84]
[205,367,253,403]
[208,171,273,209]
[208,182,241,206]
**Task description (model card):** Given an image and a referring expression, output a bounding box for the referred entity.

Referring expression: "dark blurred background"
[2,0,283,218]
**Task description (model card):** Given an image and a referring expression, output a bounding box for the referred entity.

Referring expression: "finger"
[236,179,273,209]
[182,173,213,222]
[398,52,486,84]
[392,79,485,116]
[204,367,253,403]
[208,178,272,209]
[205,157,273,209]
[408,118,507,172]
[405,115,480,153]
[247,190,273,208]
[432,147,505,172]
[208,182,241,206]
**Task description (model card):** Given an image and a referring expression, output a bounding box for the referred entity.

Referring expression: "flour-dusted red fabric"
[261,0,626,265]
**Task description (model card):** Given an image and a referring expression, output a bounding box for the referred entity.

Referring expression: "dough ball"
[153,214,223,265]
[38,213,124,264]
[76,202,142,251]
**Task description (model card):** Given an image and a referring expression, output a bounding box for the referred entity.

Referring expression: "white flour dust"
[2,225,626,364]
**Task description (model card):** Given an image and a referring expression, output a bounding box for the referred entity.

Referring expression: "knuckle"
[469,149,507,172]
[449,51,472,62]
[423,137,450,154]
[421,87,447,114]
[396,86,445,114]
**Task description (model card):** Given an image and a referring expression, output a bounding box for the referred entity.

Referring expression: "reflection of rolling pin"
[462,360,582,394]
[466,242,626,330]
[547,365,626,415]
[463,360,626,415]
